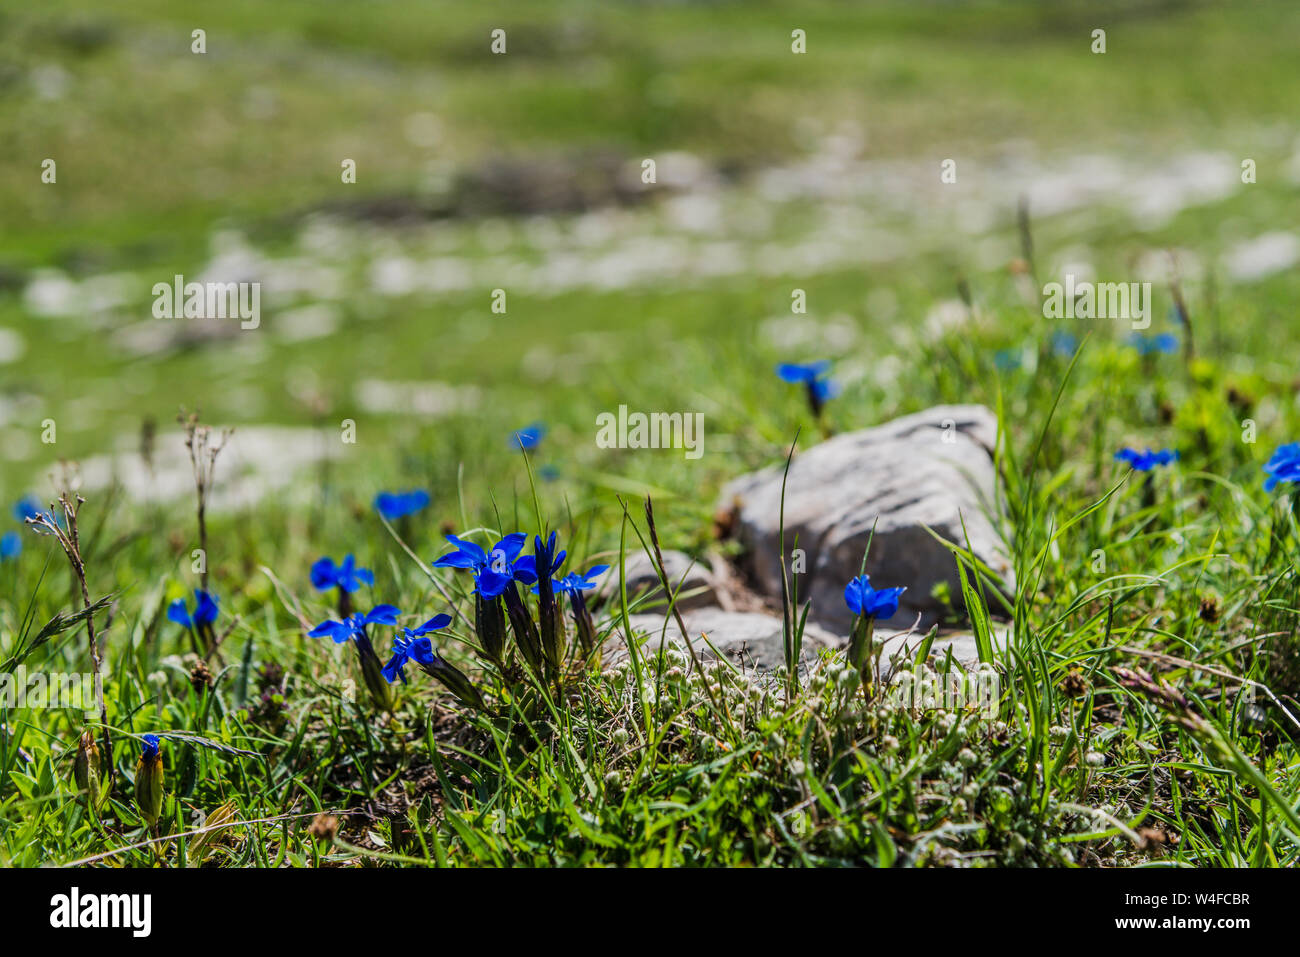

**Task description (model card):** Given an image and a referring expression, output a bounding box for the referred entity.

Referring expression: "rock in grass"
[614,608,839,672]
[607,608,1006,674]
[593,549,717,611]
[718,404,1011,633]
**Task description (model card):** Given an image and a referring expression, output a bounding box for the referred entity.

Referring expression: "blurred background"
[1,0,1298,539]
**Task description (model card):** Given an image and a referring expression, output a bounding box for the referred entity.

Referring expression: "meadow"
[2,0,1300,867]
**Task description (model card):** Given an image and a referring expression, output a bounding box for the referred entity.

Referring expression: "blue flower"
[1129,332,1178,356]
[1051,331,1078,357]
[551,564,609,596]
[1263,442,1300,492]
[373,489,430,520]
[0,531,20,561]
[167,589,219,629]
[555,565,607,657]
[510,422,546,451]
[843,575,906,620]
[381,614,452,683]
[994,350,1021,372]
[433,532,528,598]
[1115,448,1179,472]
[528,532,569,672]
[12,496,43,523]
[140,734,161,761]
[12,496,59,531]
[778,360,830,383]
[308,604,402,644]
[310,554,374,593]
[515,531,566,586]
[777,361,840,405]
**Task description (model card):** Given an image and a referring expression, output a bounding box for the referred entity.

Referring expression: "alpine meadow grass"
[1,2,1299,899]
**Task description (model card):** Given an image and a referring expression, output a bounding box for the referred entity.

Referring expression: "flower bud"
[503,582,544,674]
[475,591,508,670]
[355,638,392,713]
[134,734,165,827]
[569,591,599,665]
[421,655,487,711]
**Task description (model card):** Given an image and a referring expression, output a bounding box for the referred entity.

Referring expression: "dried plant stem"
[179,409,232,649]
[28,491,113,785]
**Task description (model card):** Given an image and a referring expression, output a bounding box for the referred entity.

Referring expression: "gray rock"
[593,549,717,611]
[611,608,839,673]
[719,404,1011,633]
[605,608,1006,675]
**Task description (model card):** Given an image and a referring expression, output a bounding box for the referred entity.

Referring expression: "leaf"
[154,732,261,759]
[188,801,239,865]
[1,594,116,673]
[235,630,255,708]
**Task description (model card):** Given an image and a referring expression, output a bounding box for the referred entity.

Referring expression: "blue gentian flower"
[12,496,43,523]
[552,564,609,596]
[1051,331,1078,357]
[0,531,20,560]
[381,614,452,683]
[140,734,161,761]
[510,422,546,451]
[373,489,430,520]
[515,531,566,586]
[167,589,219,629]
[379,615,484,709]
[433,532,528,598]
[777,360,840,410]
[534,562,608,597]
[310,554,374,593]
[552,564,609,661]
[843,575,907,620]
[1129,332,1178,356]
[1263,442,1300,492]
[308,604,402,643]
[12,496,60,531]
[529,532,568,673]
[1115,448,1179,472]
[777,360,830,385]
[308,605,401,712]
[993,350,1021,372]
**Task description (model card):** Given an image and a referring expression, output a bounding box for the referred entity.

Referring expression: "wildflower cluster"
[303,526,607,715]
